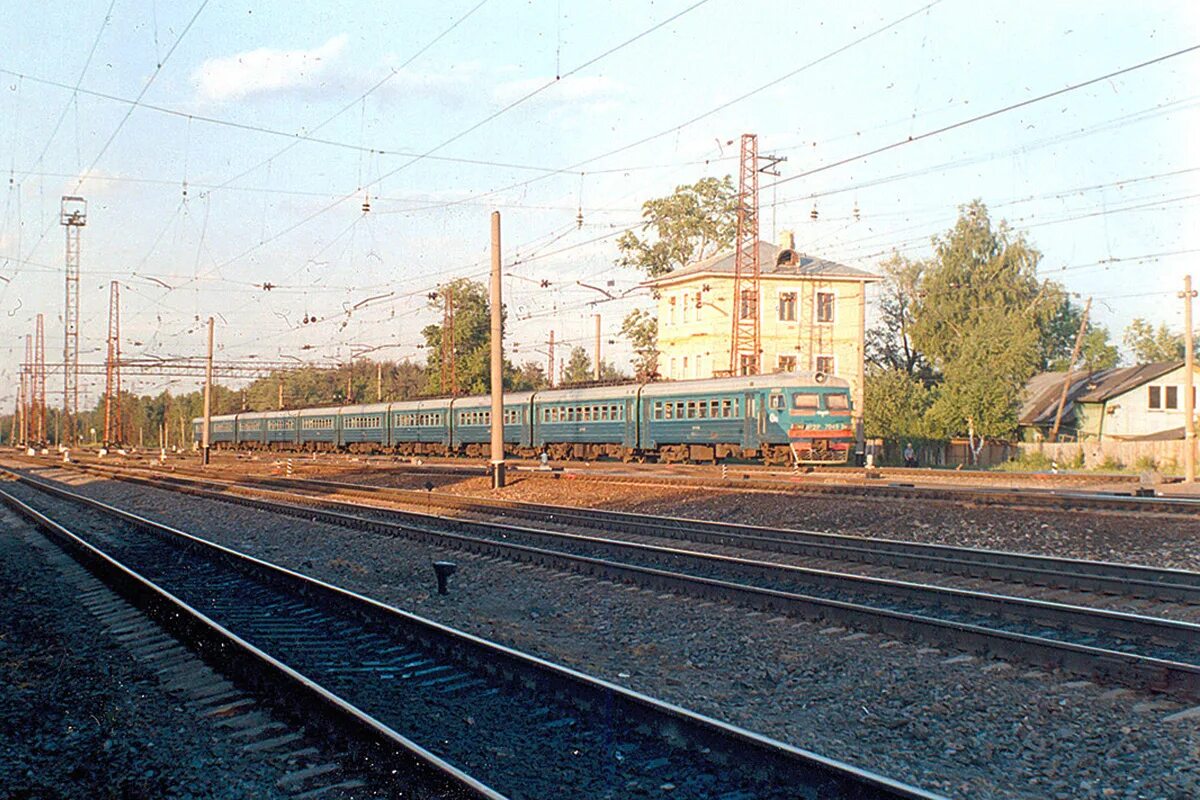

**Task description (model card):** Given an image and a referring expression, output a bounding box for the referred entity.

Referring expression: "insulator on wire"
[853,202,860,222]
[361,194,371,214]
[809,203,818,221]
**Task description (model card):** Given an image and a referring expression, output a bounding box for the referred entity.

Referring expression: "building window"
[815,291,835,323]
[739,354,757,376]
[778,292,797,322]
[777,355,797,372]
[739,289,756,320]
[695,355,703,378]
[1166,385,1179,410]
[668,297,677,326]
[682,356,689,375]
[683,293,691,322]
[1149,386,1162,409]
[670,357,677,378]
[815,355,835,375]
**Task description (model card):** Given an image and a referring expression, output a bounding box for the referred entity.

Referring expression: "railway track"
[0,468,939,800]
[61,459,1200,606]
[27,460,1200,700]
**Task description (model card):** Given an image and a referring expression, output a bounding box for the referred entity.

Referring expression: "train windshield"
[825,393,850,411]
[792,393,820,410]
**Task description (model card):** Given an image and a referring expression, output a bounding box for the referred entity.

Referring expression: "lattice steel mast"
[104,280,122,446]
[60,196,86,447]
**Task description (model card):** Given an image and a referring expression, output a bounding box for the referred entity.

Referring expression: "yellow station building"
[642,233,878,436]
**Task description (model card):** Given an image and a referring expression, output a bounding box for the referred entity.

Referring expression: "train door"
[741,391,757,450]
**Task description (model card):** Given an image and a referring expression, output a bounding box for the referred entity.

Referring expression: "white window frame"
[815,354,836,375]
[777,354,798,372]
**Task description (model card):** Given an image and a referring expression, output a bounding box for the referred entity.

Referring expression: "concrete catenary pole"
[202,316,214,466]
[1182,274,1196,483]
[490,211,506,488]
[593,314,602,381]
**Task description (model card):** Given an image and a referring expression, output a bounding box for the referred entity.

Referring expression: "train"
[192,371,855,465]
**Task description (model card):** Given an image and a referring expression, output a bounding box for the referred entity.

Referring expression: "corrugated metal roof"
[642,241,878,287]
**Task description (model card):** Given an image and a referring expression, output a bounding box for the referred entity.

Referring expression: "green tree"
[1123,318,1187,362]
[563,347,593,384]
[620,308,660,379]
[909,200,1053,439]
[512,360,549,391]
[1040,296,1120,372]
[616,176,738,278]
[865,253,929,378]
[863,367,935,439]
[420,278,507,395]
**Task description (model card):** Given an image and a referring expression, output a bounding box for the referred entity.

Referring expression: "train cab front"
[783,387,854,463]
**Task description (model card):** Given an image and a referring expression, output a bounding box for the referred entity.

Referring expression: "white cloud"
[193,34,349,101]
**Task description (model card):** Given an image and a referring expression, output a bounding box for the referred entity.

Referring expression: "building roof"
[1019,361,1184,426]
[1075,361,1181,402]
[642,241,878,287]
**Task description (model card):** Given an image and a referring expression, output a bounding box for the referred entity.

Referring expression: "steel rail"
[0,469,943,800]
[265,473,1200,601]
[26,463,1200,699]
[64,459,1200,602]
[0,484,503,800]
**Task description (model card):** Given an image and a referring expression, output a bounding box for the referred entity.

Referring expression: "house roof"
[1075,361,1181,402]
[1019,361,1184,427]
[642,241,878,287]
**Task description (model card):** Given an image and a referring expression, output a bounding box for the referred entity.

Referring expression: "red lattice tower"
[729,133,761,376]
[440,286,457,395]
[104,280,123,446]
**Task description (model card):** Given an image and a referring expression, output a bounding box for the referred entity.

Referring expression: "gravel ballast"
[25,467,1200,800]
[0,506,318,799]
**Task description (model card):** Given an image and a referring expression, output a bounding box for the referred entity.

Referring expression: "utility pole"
[593,314,602,381]
[1049,297,1091,443]
[34,313,45,444]
[345,374,352,404]
[547,330,555,388]
[202,316,214,466]
[22,334,32,446]
[376,362,382,402]
[60,196,86,447]
[489,211,506,488]
[278,381,284,410]
[1182,275,1197,483]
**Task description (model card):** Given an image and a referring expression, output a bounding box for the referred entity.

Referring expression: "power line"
[186,1,715,287]
[763,43,1200,191]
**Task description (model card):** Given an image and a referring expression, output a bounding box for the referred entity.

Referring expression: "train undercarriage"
[216,437,851,466]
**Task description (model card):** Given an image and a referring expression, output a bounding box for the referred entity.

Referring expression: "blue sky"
[1,0,1197,405]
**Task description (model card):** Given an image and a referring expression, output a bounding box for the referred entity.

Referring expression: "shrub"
[1132,454,1158,472]
[1098,455,1124,472]
[1066,448,1085,470]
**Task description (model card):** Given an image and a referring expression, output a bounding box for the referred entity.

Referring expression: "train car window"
[769,393,785,410]
[675,402,686,418]
[697,401,708,418]
[686,401,696,418]
[793,393,820,410]
[653,401,663,420]
[825,394,850,411]
[664,403,673,420]
[600,406,609,421]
